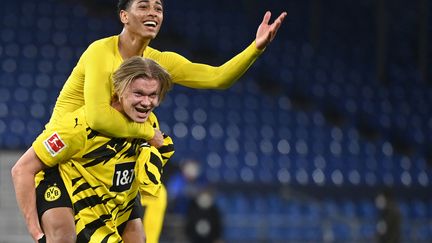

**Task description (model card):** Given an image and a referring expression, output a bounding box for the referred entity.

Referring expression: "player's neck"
[118,30,151,59]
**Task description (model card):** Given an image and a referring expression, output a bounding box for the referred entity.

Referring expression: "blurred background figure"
[166,158,205,215]
[376,189,401,243]
[185,188,223,243]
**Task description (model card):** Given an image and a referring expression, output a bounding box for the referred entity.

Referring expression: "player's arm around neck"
[83,42,156,140]
[11,147,48,242]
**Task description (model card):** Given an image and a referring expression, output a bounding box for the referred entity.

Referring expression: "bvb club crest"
[44,184,61,202]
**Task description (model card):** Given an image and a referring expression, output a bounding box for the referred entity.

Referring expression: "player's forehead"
[130,77,160,90]
[133,0,163,6]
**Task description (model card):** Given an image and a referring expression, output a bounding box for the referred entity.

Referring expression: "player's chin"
[143,31,159,39]
[132,114,149,123]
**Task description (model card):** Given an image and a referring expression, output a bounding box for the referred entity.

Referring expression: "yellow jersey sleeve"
[81,40,155,140]
[33,110,87,167]
[146,113,175,166]
[146,41,263,89]
[48,37,262,142]
[135,115,174,196]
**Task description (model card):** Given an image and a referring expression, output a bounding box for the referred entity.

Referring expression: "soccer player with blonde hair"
[12,57,174,242]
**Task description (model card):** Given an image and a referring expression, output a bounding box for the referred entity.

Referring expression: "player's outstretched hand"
[255,11,287,50]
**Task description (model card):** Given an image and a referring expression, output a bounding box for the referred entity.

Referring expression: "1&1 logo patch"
[111,162,135,192]
[43,132,67,156]
[44,184,61,202]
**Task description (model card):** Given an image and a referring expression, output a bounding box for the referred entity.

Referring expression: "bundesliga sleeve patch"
[43,132,67,156]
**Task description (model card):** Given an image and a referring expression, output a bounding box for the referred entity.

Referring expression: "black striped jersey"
[33,107,174,242]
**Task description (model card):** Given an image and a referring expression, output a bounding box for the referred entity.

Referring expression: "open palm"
[255,11,287,50]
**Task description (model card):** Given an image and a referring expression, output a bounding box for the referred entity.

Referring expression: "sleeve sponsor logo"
[43,132,67,157]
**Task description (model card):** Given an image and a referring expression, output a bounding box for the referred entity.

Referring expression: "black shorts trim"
[36,166,144,236]
[36,166,73,221]
[117,194,144,235]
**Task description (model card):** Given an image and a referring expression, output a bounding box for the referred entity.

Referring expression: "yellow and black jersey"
[33,107,174,242]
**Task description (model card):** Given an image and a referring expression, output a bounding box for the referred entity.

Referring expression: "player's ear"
[119,10,128,24]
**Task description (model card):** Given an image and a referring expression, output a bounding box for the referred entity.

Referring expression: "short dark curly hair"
[117,0,133,14]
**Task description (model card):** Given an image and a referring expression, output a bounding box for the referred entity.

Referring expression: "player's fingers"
[269,12,287,34]
[278,12,288,22]
[261,11,271,25]
[272,12,287,27]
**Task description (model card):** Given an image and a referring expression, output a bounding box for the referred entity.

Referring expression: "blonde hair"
[112,57,172,103]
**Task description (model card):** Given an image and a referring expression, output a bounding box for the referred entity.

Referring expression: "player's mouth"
[135,107,151,115]
[143,20,157,28]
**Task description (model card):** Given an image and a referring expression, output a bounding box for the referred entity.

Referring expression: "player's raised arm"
[155,11,287,90]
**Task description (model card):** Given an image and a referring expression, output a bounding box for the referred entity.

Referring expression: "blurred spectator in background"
[165,158,225,242]
[376,189,401,243]
[185,188,223,243]
[166,158,205,214]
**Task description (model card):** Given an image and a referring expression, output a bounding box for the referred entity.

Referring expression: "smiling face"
[119,77,160,123]
[119,0,163,40]
[112,57,172,122]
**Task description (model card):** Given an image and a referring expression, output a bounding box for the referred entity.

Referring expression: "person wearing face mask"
[185,188,223,243]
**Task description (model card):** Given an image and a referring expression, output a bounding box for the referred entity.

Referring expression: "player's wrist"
[32,232,45,242]
[37,234,46,243]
